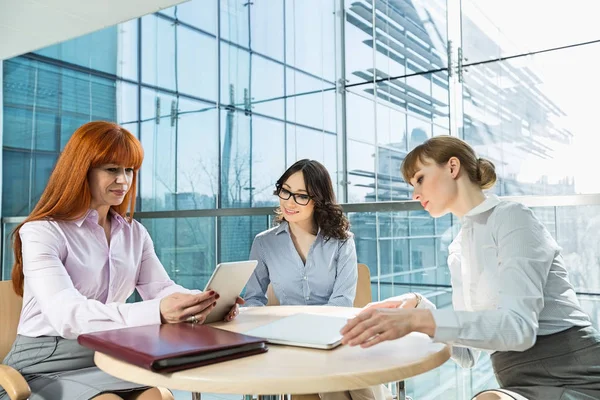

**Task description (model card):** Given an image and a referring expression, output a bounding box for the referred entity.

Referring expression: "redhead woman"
[0,121,241,400]
[340,136,600,400]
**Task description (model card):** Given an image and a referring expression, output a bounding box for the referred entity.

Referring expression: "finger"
[194,302,217,324]
[181,297,218,319]
[348,323,383,346]
[235,297,245,305]
[360,332,389,348]
[342,319,376,344]
[340,309,374,335]
[178,291,216,310]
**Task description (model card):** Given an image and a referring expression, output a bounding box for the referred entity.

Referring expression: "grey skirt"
[488,325,600,400]
[0,334,149,400]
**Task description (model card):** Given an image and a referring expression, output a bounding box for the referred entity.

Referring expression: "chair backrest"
[353,263,372,307]
[0,280,22,361]
[266,263,372,307]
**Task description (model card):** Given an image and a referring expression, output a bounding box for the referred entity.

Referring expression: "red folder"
[78,323,268,372]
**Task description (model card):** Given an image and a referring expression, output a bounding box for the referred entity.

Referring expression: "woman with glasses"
[244,159,390,400]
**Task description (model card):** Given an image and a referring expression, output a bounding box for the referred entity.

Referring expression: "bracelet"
[412,292,423,308]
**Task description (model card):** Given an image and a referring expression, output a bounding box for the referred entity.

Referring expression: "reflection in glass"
[219,215,270,264]
[461,42,600,195]
[141,15,176,91]
[2,58,116,216]
[250,0,284,60]
[287,125,337,190]
[251,117,285,207]
[140,217,216,290]
[462,0,600,62]
[220,109,251,208]
[286,70,336,131]
[286,0,336,81]
[176,27,217,101]
[220,0,249,47]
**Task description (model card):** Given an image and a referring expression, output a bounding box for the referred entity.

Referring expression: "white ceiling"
[0,0,190,60]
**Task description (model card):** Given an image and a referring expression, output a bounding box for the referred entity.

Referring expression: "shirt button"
[305,296,309,300]
[303,276,307,280]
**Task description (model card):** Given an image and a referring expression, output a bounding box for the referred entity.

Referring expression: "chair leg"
[395,381,407,400]
[191,393,201,400]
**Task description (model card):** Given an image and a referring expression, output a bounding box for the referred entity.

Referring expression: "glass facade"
[2,0,600,398]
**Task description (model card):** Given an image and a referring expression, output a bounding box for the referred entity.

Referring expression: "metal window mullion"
[335,0,348,203]
[216,0,222,263]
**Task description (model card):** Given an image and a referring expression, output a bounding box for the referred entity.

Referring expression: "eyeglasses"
[276,187,312,206]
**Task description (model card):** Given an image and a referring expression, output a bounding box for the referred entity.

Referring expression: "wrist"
[410,309,436,337]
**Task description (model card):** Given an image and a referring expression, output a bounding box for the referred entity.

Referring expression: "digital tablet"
[203,260,258,324]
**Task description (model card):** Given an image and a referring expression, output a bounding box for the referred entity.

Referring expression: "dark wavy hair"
[274,159,349,241]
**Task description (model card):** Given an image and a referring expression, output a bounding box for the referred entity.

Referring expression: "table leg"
[395,381,406,400]
[257,395,285,400]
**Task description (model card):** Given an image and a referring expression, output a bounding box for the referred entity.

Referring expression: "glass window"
[141,15,176,91]
[220,0,249,47]
[176,98,219,210]
[344,0,375,85]
[376,102,407,148]
[346,90,375,143]
[286,0,336,81]
[462,0,600,63]
[220,43,250,109]
[251,55,284,119]
[286,124,337,185]
[219,216,270,264]
[139,89,177,211]
[250,0,284,61]
[461,42,600,195]
[116,82,138,124]
[286,69,336,132]
[177,26,217,101]
[251,117,285,207]
[220,109,251,208]
[140,217,216,290]
[347,140,375,203]
[177,0,217,34]
[35,26,121,77]
[2,150,57,217]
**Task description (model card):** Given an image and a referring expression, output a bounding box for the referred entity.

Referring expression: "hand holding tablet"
[202,260,258,324]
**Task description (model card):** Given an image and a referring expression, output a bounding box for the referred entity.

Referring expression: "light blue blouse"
[244,221,358,307]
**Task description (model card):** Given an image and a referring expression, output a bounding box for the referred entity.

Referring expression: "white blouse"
[418,196,590,367]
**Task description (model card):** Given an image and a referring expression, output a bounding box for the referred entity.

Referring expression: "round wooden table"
[94,306,450,395]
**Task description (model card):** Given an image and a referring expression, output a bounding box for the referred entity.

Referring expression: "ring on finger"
[187,314,199,324]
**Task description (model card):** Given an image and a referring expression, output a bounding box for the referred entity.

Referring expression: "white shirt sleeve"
[22,222,171,339]
[431,207,555,352]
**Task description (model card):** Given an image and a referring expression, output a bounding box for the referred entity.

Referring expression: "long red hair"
[11,121,144,296]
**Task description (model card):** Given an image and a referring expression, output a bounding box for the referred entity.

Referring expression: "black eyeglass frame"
[274,186,313,206]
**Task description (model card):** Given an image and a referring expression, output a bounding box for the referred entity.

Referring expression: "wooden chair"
[0,280,31,400]
[266,264,373,400]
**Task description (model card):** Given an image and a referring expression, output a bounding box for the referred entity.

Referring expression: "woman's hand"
[363,293,419,310]
[224,297,245,322]
[160,291,219,324]
[340,308,436,348]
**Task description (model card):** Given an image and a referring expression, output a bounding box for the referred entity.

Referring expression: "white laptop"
[245,313,350,350]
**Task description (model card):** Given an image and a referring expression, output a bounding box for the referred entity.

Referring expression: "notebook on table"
[245,313,350,350]
[78,323,268,372]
